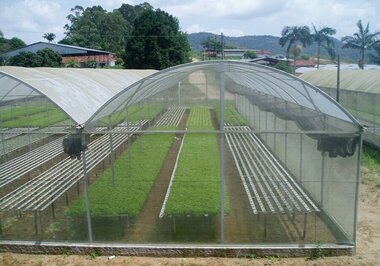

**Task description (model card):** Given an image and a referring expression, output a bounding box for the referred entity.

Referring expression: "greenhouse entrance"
[0,62,362,255]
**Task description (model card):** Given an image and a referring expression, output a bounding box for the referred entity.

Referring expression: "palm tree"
[279,25,311,60]
[341,20,380,69]
[290,44,302,73]
[43,33,56,43]
[311,24,336,69]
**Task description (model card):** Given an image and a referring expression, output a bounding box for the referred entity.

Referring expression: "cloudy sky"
[1,0,379,44]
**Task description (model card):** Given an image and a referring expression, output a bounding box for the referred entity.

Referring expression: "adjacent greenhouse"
[301,69,380,148]
[0,62,362,255]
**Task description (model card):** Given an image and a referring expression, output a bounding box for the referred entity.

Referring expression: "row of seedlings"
[159,107,229,242]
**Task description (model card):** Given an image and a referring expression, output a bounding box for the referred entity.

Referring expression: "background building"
[0,42,116,67]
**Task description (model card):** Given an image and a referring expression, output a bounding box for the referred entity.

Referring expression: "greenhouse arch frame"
[0,61,362,257]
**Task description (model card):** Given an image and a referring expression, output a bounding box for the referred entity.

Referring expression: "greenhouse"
[0,61,362,255]
[301,69,380,148]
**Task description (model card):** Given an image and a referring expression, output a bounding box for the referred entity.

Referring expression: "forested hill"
[188,32,361,62]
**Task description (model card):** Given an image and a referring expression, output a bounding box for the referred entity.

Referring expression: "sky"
[0,0,379,44]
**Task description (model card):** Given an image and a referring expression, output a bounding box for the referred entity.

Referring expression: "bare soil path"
[127,111,189,242]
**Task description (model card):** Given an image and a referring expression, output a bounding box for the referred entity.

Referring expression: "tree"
[36,48,62,67]
[341,20,380,69]
[7,52,42,67]
[0,29,3,38]
[65,58,80,68]
[62,5,130,53]
[118,2,153,24]
[201,37,221,54]
[43,33,56,43]
[289,44,302,73]
[0,36,26,55]
[311,24,336,69]
[273,61,292,74]
[124,8,191,69]
[243,50,257,59]
[7,48,62,67]
[279,25,311,59]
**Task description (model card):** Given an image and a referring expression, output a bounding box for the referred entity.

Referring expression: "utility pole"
[221,32,225,60]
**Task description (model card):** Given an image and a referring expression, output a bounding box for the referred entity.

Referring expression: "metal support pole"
[274,116,277,153]
[108,117,116,187]
[353,134,363,245]
[303,213,308,240]
[206,73,208,105]
[1,132,5,162]
[320,152,326,207]
[0,113,5,162]
[299,134,303,184]
[178,81,181,106]
[336,55,340,102]
[219,62,225,244]
[285,120,288,164]
[127,108,131,168]
[81,133,93,242]
[264,215,267,237]
[221,32,225,60]
[65,192,69,206]
[52,201,56,220]
[34,210,38,236]
[26,98,31,152]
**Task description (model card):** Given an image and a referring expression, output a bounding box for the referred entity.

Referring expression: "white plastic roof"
[0,62,360,131]
[0,67,157,124]
[300,69,380,93]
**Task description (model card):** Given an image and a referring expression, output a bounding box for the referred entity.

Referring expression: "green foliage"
[273,61,293,74]
[36,48,62,67]
[118,2,153,24]
[0,35,26,55]
[0,102,55,122]
[98,104,163,127]
[361,146,380,187]
[81,60,97,68]
[201,37,222,54]
[307,241,325,260]
[214,103,249,126]
[7,48,62,67]
[166,107,229,216]
[63,5,130,53]
[279,25,312,59]
[188,32,361,62]
[124,8,191,69]
[43,32,56,43]
[2,108,68,128]
[65,128,174,217]
[243,50,257,59]
[342,20,380,69]
[7,52,41,67]
[65,58,80,68]
[311,24,336,68]
[88,250,100,259]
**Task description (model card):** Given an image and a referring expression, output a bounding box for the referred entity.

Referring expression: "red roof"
[294,59,316,67]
